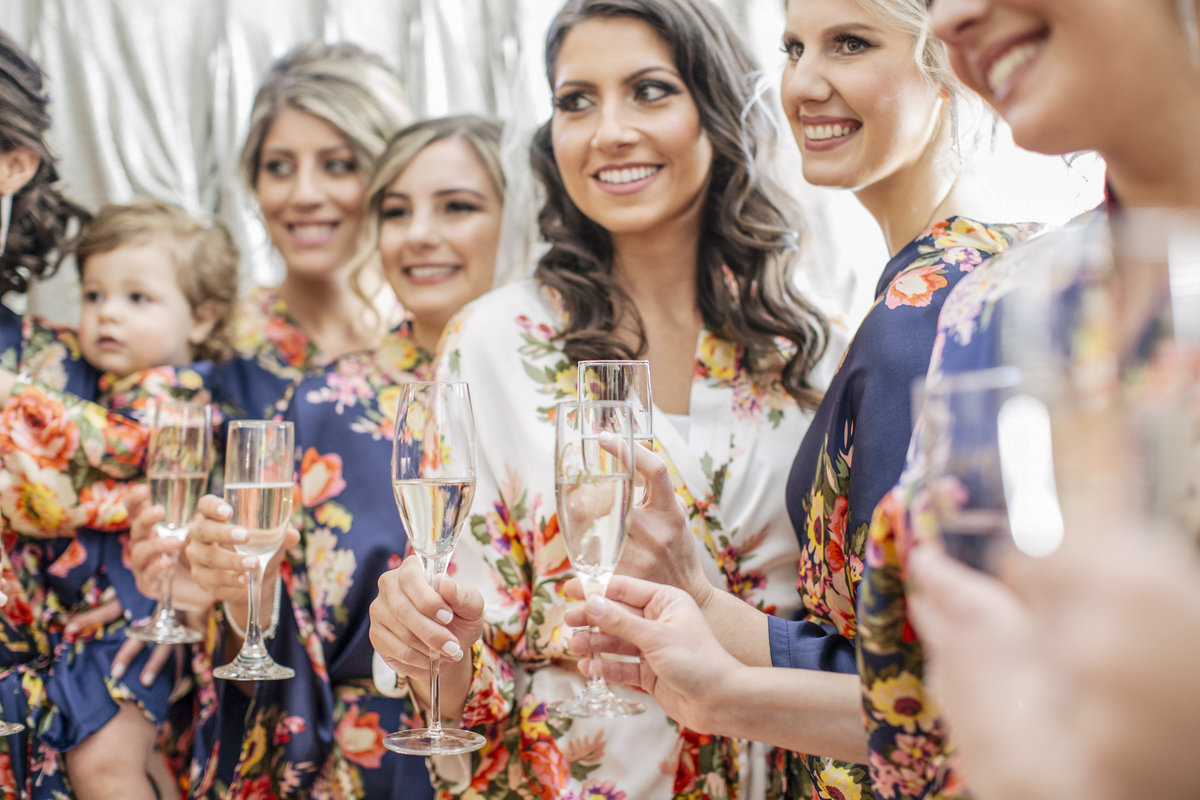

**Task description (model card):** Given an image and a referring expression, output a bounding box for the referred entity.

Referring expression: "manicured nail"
[442,641,463,660]
[241,556,259,570]
[141,670,155,687]
[64,622,78,636]
[110,662,125,681]
[230,528,249,543]
[435,609,453,625]
[217,502,233,518]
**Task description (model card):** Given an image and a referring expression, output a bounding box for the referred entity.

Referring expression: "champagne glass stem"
[423,553,451,739]
[241,560,267,656]
[585,622,606,695]
[159,550,180,626]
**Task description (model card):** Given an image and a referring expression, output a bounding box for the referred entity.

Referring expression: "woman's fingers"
[63,597,123,638]
[370,557,476,675]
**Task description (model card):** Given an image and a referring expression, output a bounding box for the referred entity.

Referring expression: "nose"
[591,100,639,151]
[97,294,122,322]
[930,0,989,47]
[780,55,833,113]
[404,206,441,250]
[289,161,324,207]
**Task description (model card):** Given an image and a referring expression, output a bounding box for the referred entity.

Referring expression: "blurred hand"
[369,555,484,711]
[614,446,712,607]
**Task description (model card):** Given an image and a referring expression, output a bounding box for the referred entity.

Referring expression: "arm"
[566,574,868,763]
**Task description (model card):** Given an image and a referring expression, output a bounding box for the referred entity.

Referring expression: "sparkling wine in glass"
[213,420,295,681]
[128,399,213,644]
[384,381,486,756]
[550,400,645,718]
[577,360,653,505]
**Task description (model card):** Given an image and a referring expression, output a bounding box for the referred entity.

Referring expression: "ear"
[0,146,42,195]
[187,300,222,351]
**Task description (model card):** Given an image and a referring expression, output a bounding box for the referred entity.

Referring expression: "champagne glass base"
[383,728,486,756]
[127,619,203,645]
[0,721,24,736]
[213,660,295,681]
[549,690,646,719]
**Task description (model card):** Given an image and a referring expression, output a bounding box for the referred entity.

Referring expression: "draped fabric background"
[3,0,1101,325]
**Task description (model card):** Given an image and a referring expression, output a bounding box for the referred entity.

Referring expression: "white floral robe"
[431,279,815,800]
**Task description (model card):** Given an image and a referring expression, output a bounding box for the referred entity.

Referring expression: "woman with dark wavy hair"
[368,0,829,796]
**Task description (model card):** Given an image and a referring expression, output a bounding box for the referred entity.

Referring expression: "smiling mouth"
[404,265,460,281]
[804,122,861,142]
[986,41,1040,96]
[287,222,339,242]
[595,166,661,185]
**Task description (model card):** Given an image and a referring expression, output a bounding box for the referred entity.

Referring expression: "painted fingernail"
[443,641,463,660]
[241,556,259,570]
[141,671,155,687]
[64,623,78,636]
[230,528,249,543]
[110,663,125,681]
[217,502,232,518]
[435,609,453,625]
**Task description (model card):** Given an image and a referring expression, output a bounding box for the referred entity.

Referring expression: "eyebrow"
[784,21,884,38]
[383,188,490,201]
[261,144,353,158]
[555,65,680,91]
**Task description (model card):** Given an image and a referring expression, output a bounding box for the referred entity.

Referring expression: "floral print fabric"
[769,218,1039,800]
[432,279,811,800]
[855,219,1111,800]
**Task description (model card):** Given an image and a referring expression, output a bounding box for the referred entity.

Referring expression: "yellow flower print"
[554,366,576,397]
[377,386,403,429]
[817,764,863,800]
[699,334,738,381]
[241,724,268,772]
[867,673,939,733]
[0,453,78,536]
[314,502,352,532]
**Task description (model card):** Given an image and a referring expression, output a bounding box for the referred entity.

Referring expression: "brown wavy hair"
[0,30,90,297]
[532,0,828,407]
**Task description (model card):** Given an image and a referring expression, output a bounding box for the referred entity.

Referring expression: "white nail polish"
[435,609,453,624]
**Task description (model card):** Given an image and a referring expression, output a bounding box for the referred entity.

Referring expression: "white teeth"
[596,166,659,185]
[986,42,1039,95]
[804,123,858,142]
[291,223,335,234]
[406,265,457,279]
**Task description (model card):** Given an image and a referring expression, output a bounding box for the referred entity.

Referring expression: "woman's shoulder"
[442,279,561,343]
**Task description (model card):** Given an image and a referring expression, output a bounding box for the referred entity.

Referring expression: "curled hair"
[352,115,506,291]
[75,198,239,362]
[0,29,90,297]
[533,0,828,407]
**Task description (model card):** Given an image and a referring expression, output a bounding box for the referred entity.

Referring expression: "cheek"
[377,227,408,271]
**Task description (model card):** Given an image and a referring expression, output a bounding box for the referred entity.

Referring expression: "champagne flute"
[384,381,486,756]
[577,360,653,505]
[213,420,295,681]
[550,400,645,718]
[128,399,212,644]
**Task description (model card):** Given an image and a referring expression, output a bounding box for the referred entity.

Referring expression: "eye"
[634,80,679,103]
[553,91,591,113]
[781,37,804,62]
[82,289,102,303]
[262,159,295,178]
[130,292,152,304]
[325,157,357,175]
[832,33,873,55]
[381,205,411,220]
[446,200,482,214]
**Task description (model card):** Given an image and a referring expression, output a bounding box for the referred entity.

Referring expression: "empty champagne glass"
[550,400,644,718]
[384,381,486,756]
[128,399,212,644]
[213,420,295,681]
[577,360,653,504]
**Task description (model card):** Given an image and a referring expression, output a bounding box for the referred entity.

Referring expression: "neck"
[852,109,973,256]
[610,217,702,318]
[409,315,446,354]
[277,268,391,358]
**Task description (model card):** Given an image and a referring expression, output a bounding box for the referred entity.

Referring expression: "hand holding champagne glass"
[577,360,653,505]
[213,420,295,681]
[384,381,486,755]
[551,400,644,718]
[128,399,212,644]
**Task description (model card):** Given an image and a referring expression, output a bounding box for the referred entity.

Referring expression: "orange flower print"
[885,265,948,309]
[0,385,79,470]
[76,479,131,531]
[48,539,88,578]
[533,513,570,577]
[522,703,570,798]
[470,743,510,793]
[300,448,347,507]
[334,704,388,769]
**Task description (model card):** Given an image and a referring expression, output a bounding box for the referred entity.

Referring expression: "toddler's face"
[78,239,203,377]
